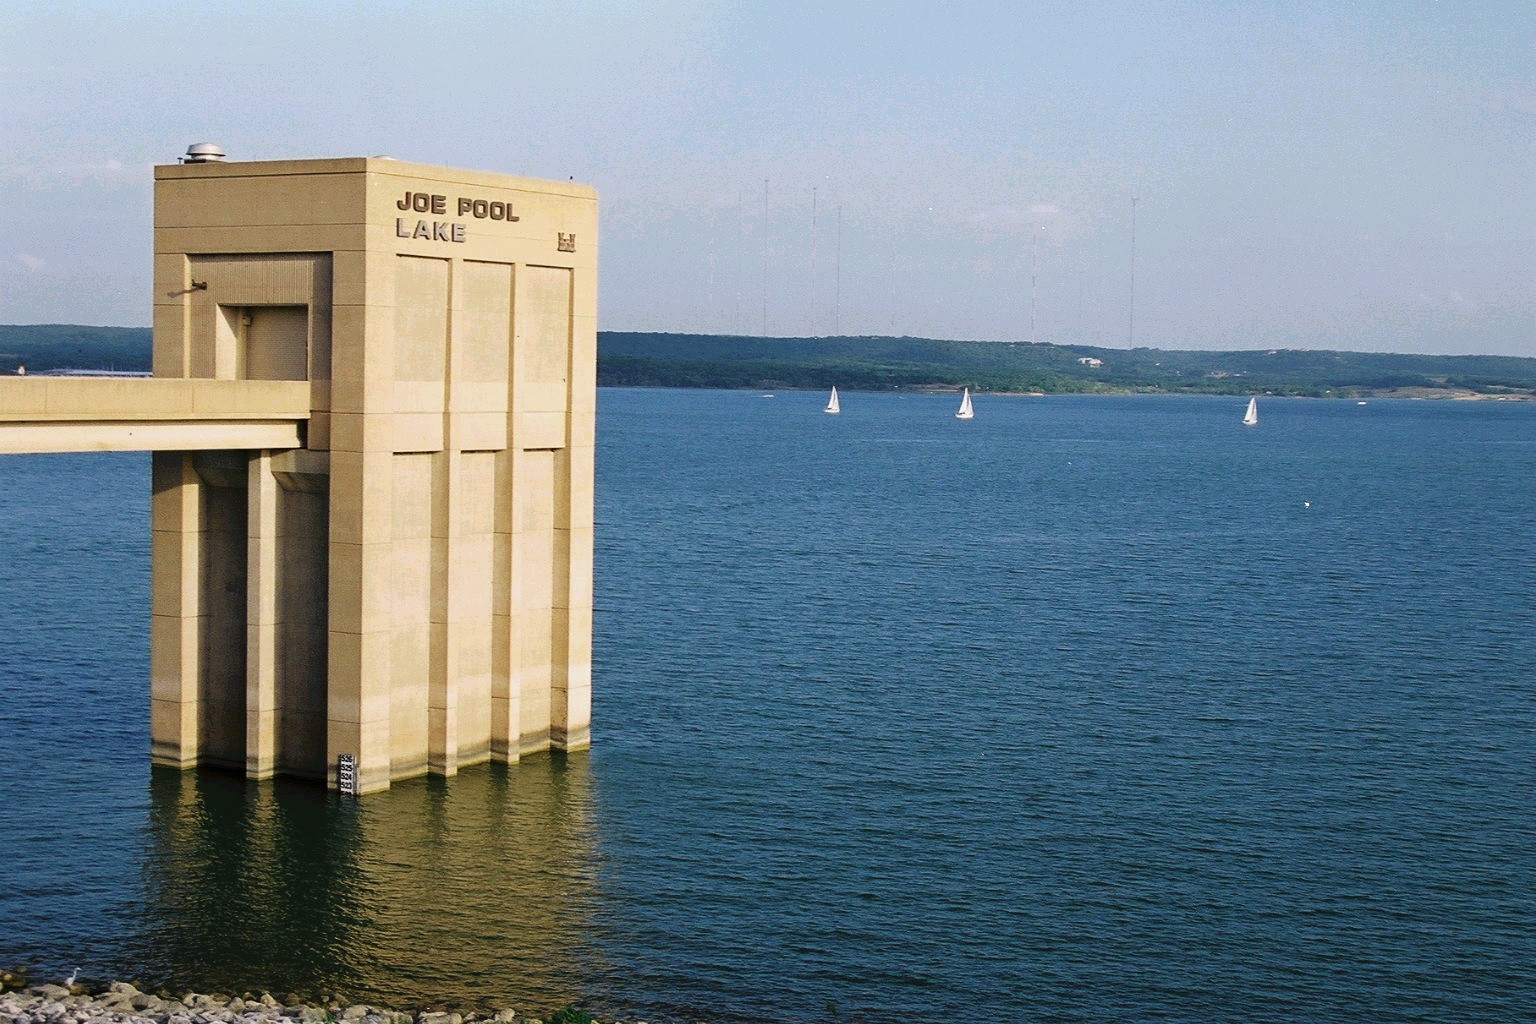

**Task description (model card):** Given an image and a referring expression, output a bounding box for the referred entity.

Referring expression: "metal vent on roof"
[183,143,226,163]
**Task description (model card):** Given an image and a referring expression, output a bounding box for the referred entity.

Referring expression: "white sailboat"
[824,386,840,414]
[955,388,974,420]
[1242,396,1258,426]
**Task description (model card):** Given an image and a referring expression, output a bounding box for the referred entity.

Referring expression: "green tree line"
[5,324,1532,397]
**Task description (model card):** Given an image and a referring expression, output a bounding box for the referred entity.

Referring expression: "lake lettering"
[394,191,520,243]
[396,218,466,243]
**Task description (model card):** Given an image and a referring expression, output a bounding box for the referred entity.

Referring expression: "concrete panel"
[242,306,310,381]
[329,411,395,455]
[393,380,446,414]
[518,381,570,416]
[394,256,449,383]
[565,527,595,610]
[459,261,513,385]
[149,612,198,704]
[451,382,508,414]
[156,225,362,256]
[514,411,567,451]
[450,414,507,452]
[392,413,445,453]
[150,697,200,769]
[327,448,392,550]
[517,266,571,392]
[149,526,198,622]
[187,253,331,306]
[569,410,597,449]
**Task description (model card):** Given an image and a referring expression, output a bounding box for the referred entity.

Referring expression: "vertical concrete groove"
[245,449,279,779]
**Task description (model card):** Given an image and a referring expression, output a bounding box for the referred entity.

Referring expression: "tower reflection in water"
[141,755,598,1011]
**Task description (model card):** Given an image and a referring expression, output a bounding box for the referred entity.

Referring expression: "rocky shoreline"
[0,978,626,1024]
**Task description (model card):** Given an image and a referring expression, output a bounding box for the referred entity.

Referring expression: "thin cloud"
[2,158,137,187]
[16,254,45,271]
[965,203,1062,227]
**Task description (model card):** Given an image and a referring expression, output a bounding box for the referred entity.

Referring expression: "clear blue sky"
[2,1,1531,355]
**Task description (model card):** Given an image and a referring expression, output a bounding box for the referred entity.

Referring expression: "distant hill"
[5,324,1532,398]
[0,324,152,374]
[599,332,1536,399]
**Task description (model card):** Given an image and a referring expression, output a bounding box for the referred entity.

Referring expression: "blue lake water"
[2,390,1534,1023]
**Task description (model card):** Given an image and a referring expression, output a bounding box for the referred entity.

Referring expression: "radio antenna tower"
[1128,194,1138,347]
[810,186,818,336]
[834,206,842,336]
[762,178,769,337]
[1031,224,1043,344]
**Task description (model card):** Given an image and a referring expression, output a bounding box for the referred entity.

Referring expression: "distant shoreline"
[623,382,1535,401]
[5,325,1534,401]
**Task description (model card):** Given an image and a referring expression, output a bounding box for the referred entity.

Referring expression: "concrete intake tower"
[0,151,598,794]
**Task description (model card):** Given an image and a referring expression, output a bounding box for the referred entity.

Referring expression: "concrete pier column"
[245,450,279,779]
[327,272,397,794]
[150,452,203,769]
[554,306,596,752]
[327,446,396,794]
[554,442,594,752]
[428,449,461,776]
[491,449,521,763]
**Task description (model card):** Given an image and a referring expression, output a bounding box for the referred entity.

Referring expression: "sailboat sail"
[825,387,840,414]
[1242,396,1258,426]
[955,388,974,420]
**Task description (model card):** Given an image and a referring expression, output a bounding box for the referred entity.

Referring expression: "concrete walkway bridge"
[0,378,309,453]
